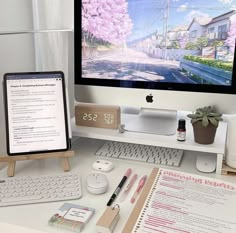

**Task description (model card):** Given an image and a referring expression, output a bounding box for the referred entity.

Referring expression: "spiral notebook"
[122,167,236,233]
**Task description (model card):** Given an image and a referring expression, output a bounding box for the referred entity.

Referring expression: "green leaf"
[202,116,209,127]
[208,113,222,117]
[209,118,218,127]
[188,105,222,126]
[191,118,202,124]
[217,116,223,121]
[187,114,198,119]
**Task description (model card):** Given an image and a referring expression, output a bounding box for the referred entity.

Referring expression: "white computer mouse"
[196,154,216,173]
[86,173,109,195]
[92,160,113,172]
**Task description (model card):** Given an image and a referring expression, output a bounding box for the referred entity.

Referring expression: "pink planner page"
[132,168,236,233]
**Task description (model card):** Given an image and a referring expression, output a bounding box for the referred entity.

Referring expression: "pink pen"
[130,175,147,204]
[119,174,138,202]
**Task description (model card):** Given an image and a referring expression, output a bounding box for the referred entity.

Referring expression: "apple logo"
[146,94,153,103]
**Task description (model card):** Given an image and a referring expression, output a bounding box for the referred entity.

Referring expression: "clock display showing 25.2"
[82,113,98,122]
[75,104,120,129]
[82,113,114,125]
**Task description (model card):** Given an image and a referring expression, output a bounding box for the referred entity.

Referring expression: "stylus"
[107,168,132,206]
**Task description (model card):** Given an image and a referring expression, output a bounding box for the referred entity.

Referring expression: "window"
[208,27,215,39]
[218,24,227,40]
[191,30,197,38]
[208,27,215,33]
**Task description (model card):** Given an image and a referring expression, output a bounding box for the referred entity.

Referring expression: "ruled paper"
[132,168,236,233]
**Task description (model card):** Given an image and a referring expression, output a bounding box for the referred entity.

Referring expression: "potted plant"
[187,106,223,144]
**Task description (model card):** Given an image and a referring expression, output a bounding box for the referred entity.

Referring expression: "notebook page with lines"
[123,168,236,233]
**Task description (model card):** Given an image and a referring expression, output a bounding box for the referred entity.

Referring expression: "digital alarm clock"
[75,103,120,129]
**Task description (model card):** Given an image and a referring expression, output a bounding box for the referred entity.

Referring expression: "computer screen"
[75,0,236,118]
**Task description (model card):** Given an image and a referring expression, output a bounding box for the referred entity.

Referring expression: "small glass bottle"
[177,119,186,141]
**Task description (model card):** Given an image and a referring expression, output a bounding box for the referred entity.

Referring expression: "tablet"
[3,71,70,155]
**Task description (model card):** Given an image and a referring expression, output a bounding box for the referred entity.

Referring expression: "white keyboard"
[95,141,183,167]
[0,173,82,207]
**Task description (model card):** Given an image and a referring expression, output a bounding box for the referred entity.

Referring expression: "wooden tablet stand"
[0,151,75,177]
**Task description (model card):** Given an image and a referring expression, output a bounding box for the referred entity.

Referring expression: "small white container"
[86,173,109,195]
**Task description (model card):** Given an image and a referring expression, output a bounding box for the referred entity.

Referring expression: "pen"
[119,173,138,202]
[107,168,132,206]
[130,175,147,204]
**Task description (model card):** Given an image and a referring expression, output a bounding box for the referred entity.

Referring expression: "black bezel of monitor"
[76,1,236,95]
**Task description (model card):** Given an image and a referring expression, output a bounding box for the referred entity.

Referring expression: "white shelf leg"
[216,153,223,175]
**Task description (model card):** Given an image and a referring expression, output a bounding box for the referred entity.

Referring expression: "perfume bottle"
[177,119,186,141]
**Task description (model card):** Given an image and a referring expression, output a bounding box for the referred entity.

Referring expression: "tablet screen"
[4,72,69,155]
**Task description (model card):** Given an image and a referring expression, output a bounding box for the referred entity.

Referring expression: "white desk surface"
[0,137,235,233]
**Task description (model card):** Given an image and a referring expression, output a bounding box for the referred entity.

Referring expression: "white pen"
[119,174,138,202]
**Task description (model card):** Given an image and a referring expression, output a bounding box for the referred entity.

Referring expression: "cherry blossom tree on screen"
[82,0,133,45]
[225,14,236,53]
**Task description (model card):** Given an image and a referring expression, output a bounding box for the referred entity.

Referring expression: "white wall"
[189,21,204,43]
[0,0,36,74]
[0,0,34,31]
[0,0,36,155]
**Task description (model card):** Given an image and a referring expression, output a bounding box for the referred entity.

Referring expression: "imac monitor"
[76,0,236,135]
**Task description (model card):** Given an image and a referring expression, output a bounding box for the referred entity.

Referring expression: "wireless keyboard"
[0,173,82,207]
[95,141,183,167]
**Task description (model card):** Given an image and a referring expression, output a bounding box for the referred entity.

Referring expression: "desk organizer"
[72,116,228,175]
[0,151,75,177]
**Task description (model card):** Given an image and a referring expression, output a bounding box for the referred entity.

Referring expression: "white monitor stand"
[121,107,177,135]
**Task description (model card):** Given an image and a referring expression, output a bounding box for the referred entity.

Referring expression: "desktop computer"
[76,1,236,166]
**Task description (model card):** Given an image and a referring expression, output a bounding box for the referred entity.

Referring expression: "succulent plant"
[187,106,223,128]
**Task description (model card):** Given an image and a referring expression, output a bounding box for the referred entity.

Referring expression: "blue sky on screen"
[127,0,236,42]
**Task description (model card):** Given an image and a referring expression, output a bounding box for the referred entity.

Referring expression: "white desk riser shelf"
[72,114,228,175]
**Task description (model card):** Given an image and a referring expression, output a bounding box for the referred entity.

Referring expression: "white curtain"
[32,0,73,80]
[32,0,74,116]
